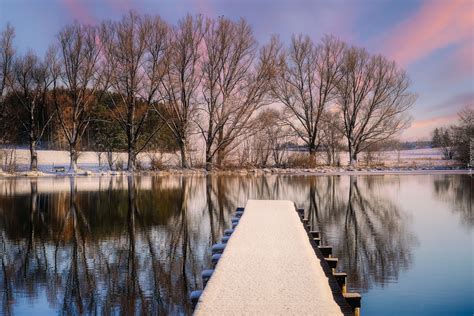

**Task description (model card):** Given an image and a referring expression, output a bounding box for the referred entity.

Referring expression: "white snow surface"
[0,147,467,177]
[2,149,179,173]
[194,200,343,316]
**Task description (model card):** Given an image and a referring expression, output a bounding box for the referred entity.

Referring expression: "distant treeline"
[0,12,417,172]
[431,109,474,164]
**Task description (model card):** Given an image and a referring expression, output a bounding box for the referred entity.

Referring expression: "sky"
[1,0,473,140]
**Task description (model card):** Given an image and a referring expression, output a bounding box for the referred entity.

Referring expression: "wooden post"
[297,208,304,217]
[333,272,347,293]
[318,246,332,258]
[309,231,320,238]
[312,237,321,246]
[325,257,338,273]
[224,229,234,236]
[343,293,361,316]
[236,207,245,212]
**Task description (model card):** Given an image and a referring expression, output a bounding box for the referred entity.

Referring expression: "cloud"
[192,0,215,17]
[410,114,458,129]
[104,0,132,13]
[403,113,458,139]
[403,91,473,139]
[378,0,473,66]
[451,40,474,77]
[61,0,96,24]
[429,92,474,113]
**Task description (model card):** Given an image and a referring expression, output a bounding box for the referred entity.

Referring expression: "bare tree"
[452,107,473,164]
[55,23,103,172]
[272,35,345,160]
[101,12,168,171]
[320,110,343,166]
[251,108,291,167]
[197,18,279,169]
[0,24,15,142]
[7,49,57,171]
[156,15,205,168]
[336,46,416,166]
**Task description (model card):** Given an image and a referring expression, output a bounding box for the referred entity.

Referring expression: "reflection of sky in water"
[0,174,472,315]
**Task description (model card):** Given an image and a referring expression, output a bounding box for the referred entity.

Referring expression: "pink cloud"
[193,0,215,17]
[411,114,458,129]
[403,114,459,140]
[62,0,96,24]
[451,41,474,76]
[104,0,132,14]
[429,92,474,113]
[379,0,474,66]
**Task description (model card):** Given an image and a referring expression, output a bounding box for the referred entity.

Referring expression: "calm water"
[0,174,472,315]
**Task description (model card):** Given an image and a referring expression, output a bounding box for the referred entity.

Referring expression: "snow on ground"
[336,147,461,168]
[0,147,468,177]
[1,149,179,173]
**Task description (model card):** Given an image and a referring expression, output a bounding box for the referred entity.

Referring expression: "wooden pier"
[193,200,358,315]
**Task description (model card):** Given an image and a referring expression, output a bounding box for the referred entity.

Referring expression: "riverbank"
[0,166,470,178]
[0,148,469,177]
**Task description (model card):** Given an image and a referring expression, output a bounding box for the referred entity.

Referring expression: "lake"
[0,174,472,315]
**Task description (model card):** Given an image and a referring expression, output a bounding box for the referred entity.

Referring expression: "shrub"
[115,158,125,171]
[149,154,164,170]
[286,152,317,168]
[0,148,18,173]
[135,158,144,171]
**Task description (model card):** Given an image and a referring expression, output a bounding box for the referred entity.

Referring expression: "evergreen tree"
[432,128,441,147]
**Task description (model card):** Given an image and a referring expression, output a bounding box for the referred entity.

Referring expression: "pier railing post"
[332,272,347,293]
[343,293,361,316]
[296,206,362,315]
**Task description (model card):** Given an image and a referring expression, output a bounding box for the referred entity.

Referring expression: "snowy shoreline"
[0,167,470,178]
[0,148,470,178]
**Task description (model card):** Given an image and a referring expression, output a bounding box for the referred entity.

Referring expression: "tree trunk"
[216,129,224,168]
[69,144,78,172]
[127,140,136,172]
[308,145,317,166]
[29,139,38,171]
[179,140,188,168]
[216,148,224,168]
[128,153,136,172]
[205,152,212,171]
[348,140,357,167]
[349,152,357,167]
[205,141,213,171]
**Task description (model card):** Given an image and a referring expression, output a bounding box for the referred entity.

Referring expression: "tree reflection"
[0,175,214,315]
[306,176,416,292]
[433,175,473,228]
[0,174,438,313]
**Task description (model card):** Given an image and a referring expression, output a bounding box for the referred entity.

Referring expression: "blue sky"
[1,0,473,140]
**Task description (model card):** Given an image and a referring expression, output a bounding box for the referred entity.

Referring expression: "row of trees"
[432,108,473,163]
[0,12,416,172]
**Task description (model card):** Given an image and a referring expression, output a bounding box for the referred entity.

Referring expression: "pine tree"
[432,128,441,147]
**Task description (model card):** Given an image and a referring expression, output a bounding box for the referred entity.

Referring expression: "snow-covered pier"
[193,200,357,315]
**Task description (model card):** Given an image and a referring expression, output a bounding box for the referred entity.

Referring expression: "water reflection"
[321,176,415,291]
[433,174,473,228]
[0,174,472,315]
